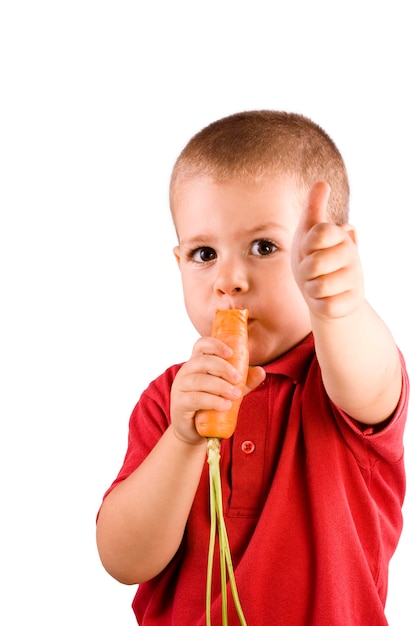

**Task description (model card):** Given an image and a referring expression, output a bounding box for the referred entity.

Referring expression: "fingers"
[297,181,331,235]
[292,182,333,273]
[171,339,266,444]
[245,366,266,393]
[172,337,244,416]
[190,336,234,361]
[291,182,364,321]
[190,337,242,385]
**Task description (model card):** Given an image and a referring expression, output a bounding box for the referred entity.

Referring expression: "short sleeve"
[335,350,409,466]
[100,363,182,500]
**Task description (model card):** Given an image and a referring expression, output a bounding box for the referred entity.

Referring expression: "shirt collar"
[262,333,315,384]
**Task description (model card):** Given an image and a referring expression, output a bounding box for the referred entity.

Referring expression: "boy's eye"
[191,247,217,263]
[250,239,278,256]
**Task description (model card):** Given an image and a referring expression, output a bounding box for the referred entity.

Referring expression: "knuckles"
[304,222,345,252]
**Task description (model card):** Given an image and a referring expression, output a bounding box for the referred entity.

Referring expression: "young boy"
[96,111,408,625]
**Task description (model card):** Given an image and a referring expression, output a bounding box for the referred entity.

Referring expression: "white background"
[1,1,415,624]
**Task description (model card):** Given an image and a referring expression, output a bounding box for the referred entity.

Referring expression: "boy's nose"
[214,260,249,296]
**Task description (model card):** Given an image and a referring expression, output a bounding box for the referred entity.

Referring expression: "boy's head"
[171,111,351,363]
[170,110,349,225]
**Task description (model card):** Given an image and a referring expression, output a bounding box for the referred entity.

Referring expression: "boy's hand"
[170,337,265,445]
[291,181,365,320]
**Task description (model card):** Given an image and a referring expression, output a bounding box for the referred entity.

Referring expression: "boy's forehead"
[171,173,303,212]
[171,173,304,237]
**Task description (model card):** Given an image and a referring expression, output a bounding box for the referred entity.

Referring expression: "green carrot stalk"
[206,437,247,626]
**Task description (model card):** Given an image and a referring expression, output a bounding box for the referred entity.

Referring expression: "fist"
[291,182,365,320]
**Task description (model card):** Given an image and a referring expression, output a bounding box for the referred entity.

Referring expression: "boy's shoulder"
[140,362,184,403]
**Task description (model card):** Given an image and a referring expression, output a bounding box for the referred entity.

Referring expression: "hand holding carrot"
[170,315,265,445]
[196,309,250,439]
[291,181,365,321]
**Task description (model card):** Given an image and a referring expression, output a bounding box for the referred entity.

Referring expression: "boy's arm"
[292,182,402,425]
[96,425,207,585]
[96,339,265,585]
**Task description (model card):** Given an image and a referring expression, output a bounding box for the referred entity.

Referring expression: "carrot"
[196,309,249,626]
[195,308,249,439]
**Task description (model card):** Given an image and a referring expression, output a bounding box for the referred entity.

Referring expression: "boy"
[96,111,408,625]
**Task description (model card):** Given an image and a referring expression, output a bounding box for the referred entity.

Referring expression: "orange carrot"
[195,309,249,440]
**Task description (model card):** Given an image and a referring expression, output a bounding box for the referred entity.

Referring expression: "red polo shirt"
[102,334,408,625]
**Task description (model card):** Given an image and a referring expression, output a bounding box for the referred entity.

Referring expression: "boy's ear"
[173,246,181,266]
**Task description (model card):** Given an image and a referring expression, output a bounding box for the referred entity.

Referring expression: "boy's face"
[173,175,311,365]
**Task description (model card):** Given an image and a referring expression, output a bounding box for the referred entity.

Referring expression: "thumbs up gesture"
[291,182,365,321]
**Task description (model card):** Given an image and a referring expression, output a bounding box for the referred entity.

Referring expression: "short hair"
[170,110,350,224]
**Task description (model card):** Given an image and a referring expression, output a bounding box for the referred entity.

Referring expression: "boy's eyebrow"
[243,222,291,236]
[179,222,290,246]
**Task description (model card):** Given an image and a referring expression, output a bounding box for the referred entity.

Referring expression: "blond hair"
[170,110,349,224]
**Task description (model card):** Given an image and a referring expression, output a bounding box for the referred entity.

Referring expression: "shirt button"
[241,440,256,455]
